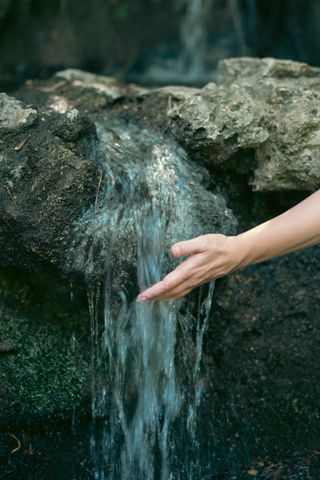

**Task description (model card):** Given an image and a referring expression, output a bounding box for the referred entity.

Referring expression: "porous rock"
[0,93,37,132]
[169,57,320,191]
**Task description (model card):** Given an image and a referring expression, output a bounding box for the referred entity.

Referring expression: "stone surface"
[0,95,99,272]
[168,82,269,165]
[217,57,320,85]
[169,57,320,191]
[0,269,91,425]
[0,70,238,276]
[253,87,320,191]
[0,93,37,132]
[55,68,147,108]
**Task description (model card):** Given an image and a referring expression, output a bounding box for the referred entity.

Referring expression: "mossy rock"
[0,268,91,425]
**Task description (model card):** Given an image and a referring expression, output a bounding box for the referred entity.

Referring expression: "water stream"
[69,117,236,479]
[143,0,249,85]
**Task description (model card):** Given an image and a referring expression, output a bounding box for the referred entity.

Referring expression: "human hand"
[137,234,245,302]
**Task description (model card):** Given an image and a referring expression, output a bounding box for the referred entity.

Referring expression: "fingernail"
[137,295,147,303]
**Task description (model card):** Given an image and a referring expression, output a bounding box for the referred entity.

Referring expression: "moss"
[0,268,91,422]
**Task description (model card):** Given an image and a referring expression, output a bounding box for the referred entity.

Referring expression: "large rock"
[1,60,320,276]
[217,56,320,85]
[0,91,99,272]
[0,70,237,276]
[168,82,269,165]
[169,57,320,192]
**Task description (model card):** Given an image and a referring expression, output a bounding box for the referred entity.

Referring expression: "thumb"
[171,236,206,258]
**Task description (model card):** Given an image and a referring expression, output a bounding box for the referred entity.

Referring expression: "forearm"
[236,190,320,269]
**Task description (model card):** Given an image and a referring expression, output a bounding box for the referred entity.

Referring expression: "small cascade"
[143,0,211,85]
[176,0,212,83]
[142,0,249,85]
[229,0,249,56]
[69,118,236,479]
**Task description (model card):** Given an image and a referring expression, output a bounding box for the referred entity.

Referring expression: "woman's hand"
[137,190,320,302]
[137,234,246,302]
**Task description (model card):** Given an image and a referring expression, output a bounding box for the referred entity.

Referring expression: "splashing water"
[69,117,236,479]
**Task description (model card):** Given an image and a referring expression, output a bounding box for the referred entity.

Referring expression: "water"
[142,0,249,85]
[69,117,236,479]
[229,0,249,56]
[172,0,211,83]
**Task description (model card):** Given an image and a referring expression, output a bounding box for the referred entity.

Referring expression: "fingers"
[171,236,207,259]
[137,235,212,302]
[158,284,194,300]
[137,256,198,302]
[138,280,192,302]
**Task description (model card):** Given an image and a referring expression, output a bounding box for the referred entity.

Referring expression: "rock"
[0,60,319,278]
[0,269,91,425]
[217,57,320,85]
[55,68,147,97]
[219,58,320,191]
[253,87,320,191]
[168,83,269,165]
[0,93,37,132]
[0,71,238,276]
[169,57,320,191]
[0,97,99,272]
[54,69,147,110]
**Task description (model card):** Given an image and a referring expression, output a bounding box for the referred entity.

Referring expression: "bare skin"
[137,190,320,302]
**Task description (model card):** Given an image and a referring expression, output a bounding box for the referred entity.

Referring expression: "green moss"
[0,268,91,421]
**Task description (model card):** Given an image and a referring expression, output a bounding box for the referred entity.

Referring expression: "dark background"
[1,0,319,91]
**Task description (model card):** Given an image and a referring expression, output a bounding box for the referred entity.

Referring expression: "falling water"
[229,0,249,56]
[142,0,249,85]
[69,117,236,479]
[176,0,212,82]
[143,0,211,84]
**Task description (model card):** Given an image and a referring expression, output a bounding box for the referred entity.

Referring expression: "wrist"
[227,233,255,272]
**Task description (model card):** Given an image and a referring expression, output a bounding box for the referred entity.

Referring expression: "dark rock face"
[0,91,99,271]
[207,244,320,465]
[0,268,91,427]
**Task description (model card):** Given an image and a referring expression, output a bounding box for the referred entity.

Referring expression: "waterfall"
[229,0,249,56]
[69,117,236,479]
[142,0,211,84]
[142,0,249,85]
[177,0,211,82]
